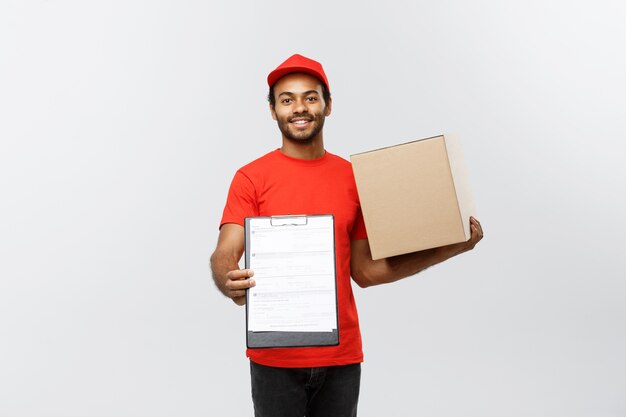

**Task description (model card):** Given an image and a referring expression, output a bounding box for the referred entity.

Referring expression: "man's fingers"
[226,269,254,281]
[225,276,256,291]
[232,295,247,306]
[470,217,483,238]
[465,217,483,251]
[228,288,248,299]
[225,269,256,303]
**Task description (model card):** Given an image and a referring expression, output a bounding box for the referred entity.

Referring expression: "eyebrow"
[277,90,321,97]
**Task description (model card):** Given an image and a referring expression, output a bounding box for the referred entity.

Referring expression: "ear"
[324,97,332,117]
[269,103,277,120]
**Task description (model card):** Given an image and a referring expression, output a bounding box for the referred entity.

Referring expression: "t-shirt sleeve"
[220,170,259,228]
[350,204,368,240]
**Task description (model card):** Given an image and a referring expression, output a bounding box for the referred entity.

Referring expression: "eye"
[306,96,318,103]
[281,98,292,105]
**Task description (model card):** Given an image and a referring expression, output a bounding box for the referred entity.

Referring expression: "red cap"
[267,54,330,91]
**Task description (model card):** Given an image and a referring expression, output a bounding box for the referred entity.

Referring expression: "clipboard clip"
[270,215,308,226]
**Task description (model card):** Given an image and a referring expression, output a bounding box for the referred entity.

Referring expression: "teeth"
[293,120,308,125]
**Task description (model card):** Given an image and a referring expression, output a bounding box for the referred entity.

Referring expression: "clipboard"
[244,214,339,349]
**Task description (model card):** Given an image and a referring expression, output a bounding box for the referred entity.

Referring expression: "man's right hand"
[224,269,255,305]
[210,224,255,306]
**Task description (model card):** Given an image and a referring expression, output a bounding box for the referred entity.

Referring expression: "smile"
[290,116,314,125]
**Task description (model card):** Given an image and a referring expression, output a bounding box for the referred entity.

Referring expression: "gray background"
[1,0,625,416]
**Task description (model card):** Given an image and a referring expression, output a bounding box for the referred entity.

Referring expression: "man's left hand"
[464,216,484,251]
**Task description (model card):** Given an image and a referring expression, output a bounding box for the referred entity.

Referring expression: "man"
[210,54,483,417]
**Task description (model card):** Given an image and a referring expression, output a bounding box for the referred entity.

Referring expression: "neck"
[280,135,325,160]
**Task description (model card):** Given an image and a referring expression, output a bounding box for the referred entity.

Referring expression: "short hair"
[268,82,331,108]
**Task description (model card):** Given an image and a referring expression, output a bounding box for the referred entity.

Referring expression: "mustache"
[288,114,315,122]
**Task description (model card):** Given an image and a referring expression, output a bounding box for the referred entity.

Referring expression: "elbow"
[351,267,376,289]
[355,280,373,289]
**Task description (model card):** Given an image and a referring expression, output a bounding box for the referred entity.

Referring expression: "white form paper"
[246,215,337,332]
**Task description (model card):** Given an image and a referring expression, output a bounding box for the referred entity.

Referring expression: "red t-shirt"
[220,149,367,368]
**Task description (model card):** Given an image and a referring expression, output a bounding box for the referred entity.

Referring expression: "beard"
[276,111,326,144]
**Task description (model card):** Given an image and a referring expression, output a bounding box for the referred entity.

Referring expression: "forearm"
[210,223,253,305]
[210,250,240,297]
[377,241,469,285]
[352,217,483,288]
[352,240,474,288]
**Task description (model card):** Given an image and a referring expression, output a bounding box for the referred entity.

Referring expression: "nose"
[293,98,308,114]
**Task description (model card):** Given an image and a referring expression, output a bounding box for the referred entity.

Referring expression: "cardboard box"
[350,134,475,260]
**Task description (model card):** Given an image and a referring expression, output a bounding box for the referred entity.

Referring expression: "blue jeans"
[250,360,361,417]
